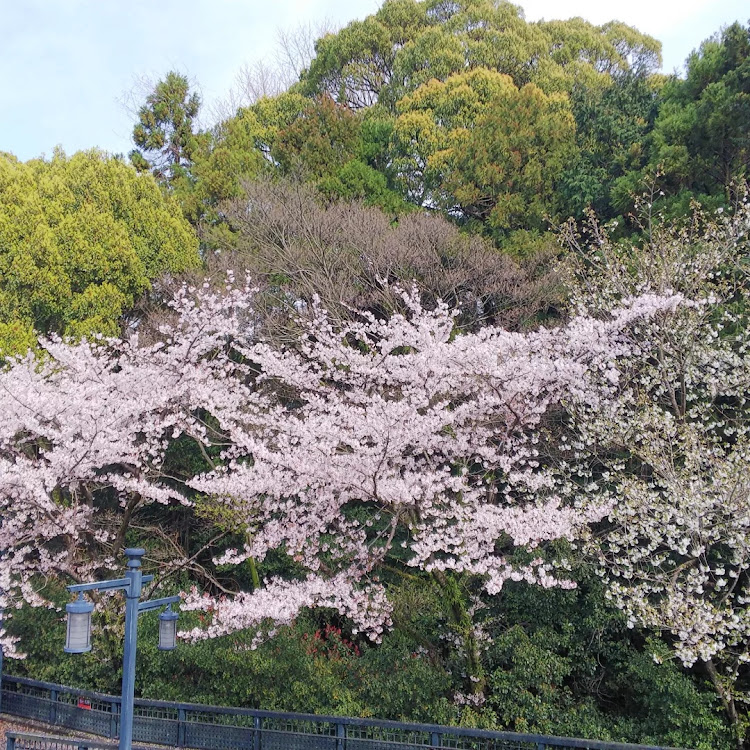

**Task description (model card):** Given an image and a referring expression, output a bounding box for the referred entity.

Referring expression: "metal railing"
[5,731,158,750]
[0,674,690,750]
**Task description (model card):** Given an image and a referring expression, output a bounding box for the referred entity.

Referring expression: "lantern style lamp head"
[65,593,94,653]
[158,603,178,651]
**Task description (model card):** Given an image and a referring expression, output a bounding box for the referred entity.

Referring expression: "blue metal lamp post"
[64,548,180,750]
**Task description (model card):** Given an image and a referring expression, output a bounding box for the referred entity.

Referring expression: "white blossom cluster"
[565,198,750,677]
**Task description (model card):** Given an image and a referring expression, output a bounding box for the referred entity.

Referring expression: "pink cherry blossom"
[0,275,681,654]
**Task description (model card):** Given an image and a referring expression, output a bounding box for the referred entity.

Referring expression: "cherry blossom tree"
[0,279,256,657]
[179,287,681,655]
[0,272,680,675]
[562,196,750,747]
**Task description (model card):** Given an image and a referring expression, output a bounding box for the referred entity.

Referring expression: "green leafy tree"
[559,72,661,218]
[481,577,731,749]
[272,95,361,179]
[447,80,576,234]
[270,96,410,214]
[0,149,200,357]
[130,71,202,185]
[391,69,575,233]
[535,18,661,85]
[301,0,660,110]
[175,91,311,225]
[302,0,428,110]
[649,22,750,196]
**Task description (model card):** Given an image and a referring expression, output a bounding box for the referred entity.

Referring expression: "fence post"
[253,716,262,750]
[110,699,118,739]
[6,733,15,750]
[336,722,345,750]
[431,732,441,747]
[49,688,58,725]
[178,707,186,748]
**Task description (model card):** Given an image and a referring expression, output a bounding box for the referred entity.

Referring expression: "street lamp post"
[65,548,180,750]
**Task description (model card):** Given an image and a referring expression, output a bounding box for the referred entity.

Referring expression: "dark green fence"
[0,674,689,750]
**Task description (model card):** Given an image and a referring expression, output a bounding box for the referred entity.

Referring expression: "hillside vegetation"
[2,3,750,749]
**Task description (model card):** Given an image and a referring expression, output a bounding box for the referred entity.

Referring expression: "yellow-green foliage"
[392,69,576,230]
[0,149,200,356]
[178,91,310,223]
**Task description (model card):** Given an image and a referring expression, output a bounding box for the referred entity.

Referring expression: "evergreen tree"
[130,71,202,186]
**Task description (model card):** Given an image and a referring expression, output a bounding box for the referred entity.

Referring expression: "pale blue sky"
[1,0,747,162]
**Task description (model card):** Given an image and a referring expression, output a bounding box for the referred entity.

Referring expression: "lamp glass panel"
[66,610,92,653]
[159,617,177,650]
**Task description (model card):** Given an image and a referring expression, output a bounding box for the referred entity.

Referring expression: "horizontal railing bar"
[5,731,117,749]
[3,676,122,706]
[0,674,690,750]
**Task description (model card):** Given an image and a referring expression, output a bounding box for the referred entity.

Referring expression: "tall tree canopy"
[155,0,663,232]
[301,0,661,109]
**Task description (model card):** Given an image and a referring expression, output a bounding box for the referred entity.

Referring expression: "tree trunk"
[704,658,745,750]
[432,571,486,695]
[112,493,142,557]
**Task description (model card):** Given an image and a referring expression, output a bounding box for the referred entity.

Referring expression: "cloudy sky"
[1,0,746,162]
